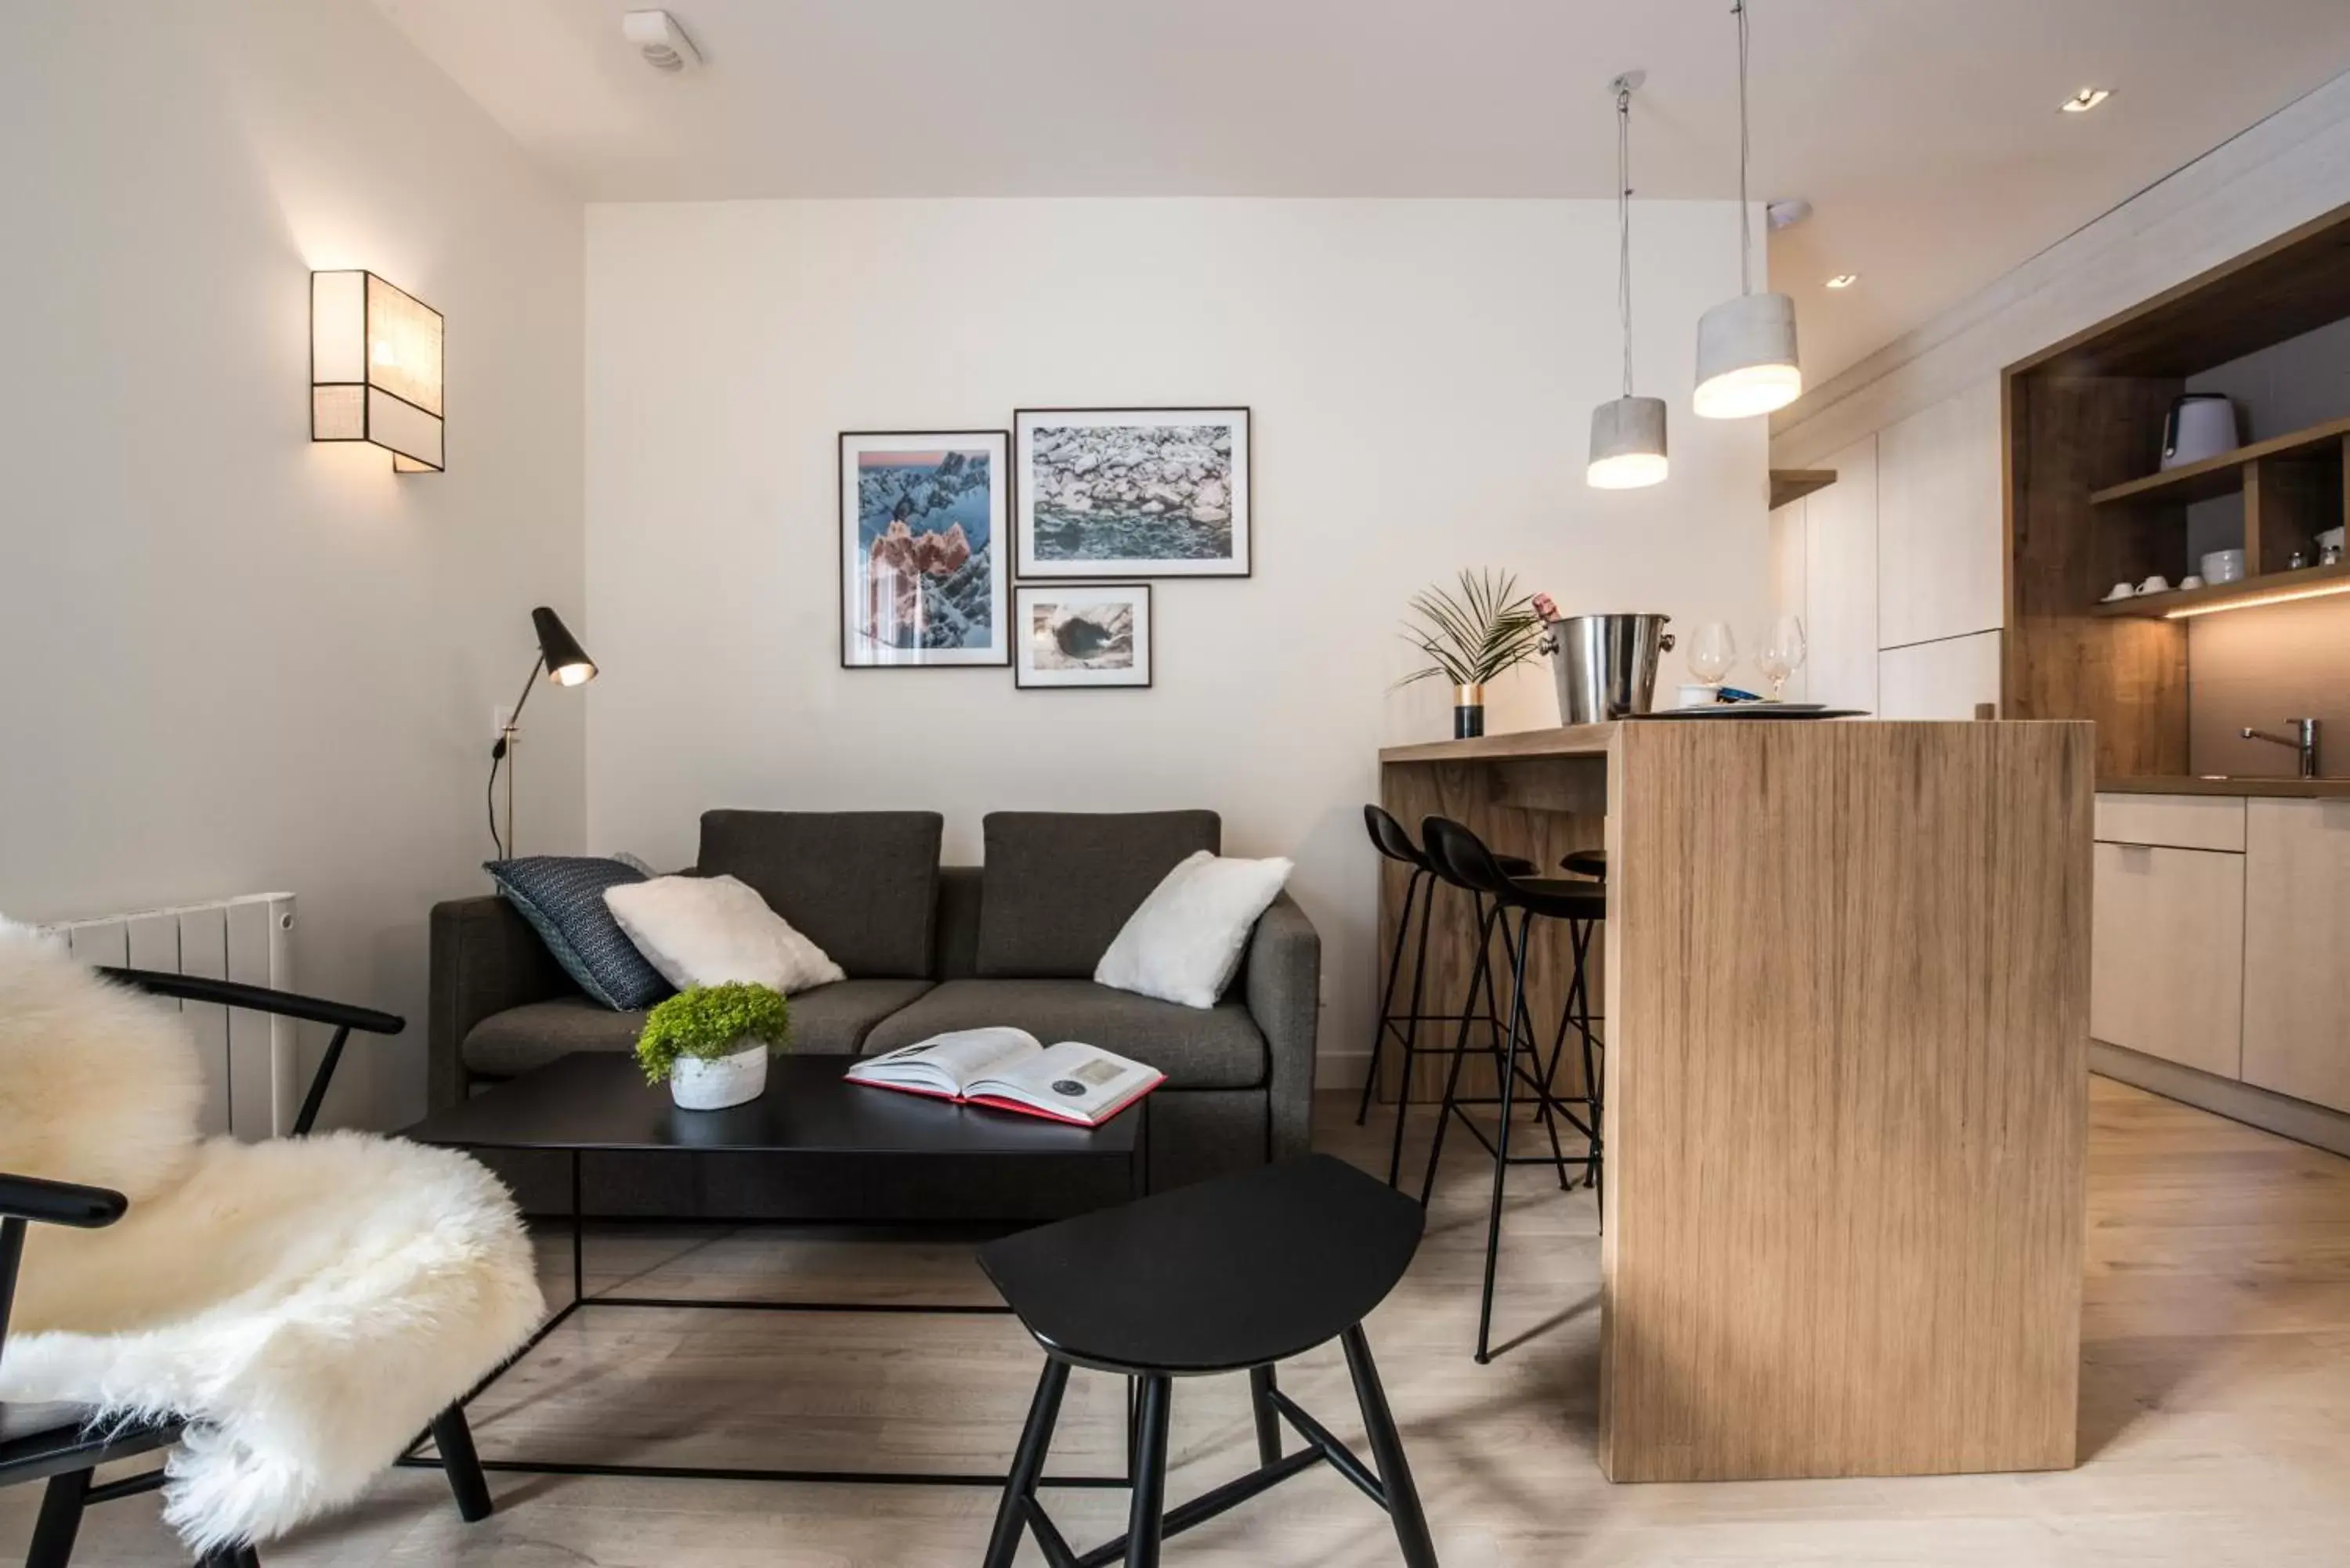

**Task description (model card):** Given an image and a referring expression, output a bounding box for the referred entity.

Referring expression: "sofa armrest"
[428,895,574,1108]
[1243,891,1320,1161]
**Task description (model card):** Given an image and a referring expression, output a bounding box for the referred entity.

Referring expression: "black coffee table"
[398,1051,1146,1490]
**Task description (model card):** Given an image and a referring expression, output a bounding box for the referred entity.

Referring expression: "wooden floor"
[13,1078,2350,1566]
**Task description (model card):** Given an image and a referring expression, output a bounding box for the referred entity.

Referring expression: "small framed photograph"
[1014,407,1250,578]
[1014,583,1153,689]
[838,430,1010,668]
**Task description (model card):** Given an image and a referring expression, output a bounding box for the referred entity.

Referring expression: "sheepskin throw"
[0,921,544,1552]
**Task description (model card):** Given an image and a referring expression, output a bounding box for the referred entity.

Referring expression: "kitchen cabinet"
[2091,839,2246,1079]
[1878,629,2001,719]
[1878,379,2004,649]
[1802,435,1878,714]
[2241,798,2350,1113]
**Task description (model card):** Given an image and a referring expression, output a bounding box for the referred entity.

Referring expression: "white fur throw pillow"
[1095,851,1293,1010]
[603,874,846,995]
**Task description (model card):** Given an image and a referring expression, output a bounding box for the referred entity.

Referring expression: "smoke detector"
[1765,197,1813,232]
[623,9,701,74]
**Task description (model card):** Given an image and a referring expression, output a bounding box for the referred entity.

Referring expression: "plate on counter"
[1631,704,1869,721]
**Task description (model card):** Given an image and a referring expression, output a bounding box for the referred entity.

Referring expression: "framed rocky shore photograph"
[1014,583,1153,689]
[1014,407,1250,578]
[839,430,1010,667]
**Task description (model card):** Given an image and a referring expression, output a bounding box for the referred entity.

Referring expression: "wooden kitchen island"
[1379,718,2094,1482]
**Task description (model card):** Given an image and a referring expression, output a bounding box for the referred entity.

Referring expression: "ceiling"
[371,0,2350,385]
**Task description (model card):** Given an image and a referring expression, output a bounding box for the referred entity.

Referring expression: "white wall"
[0,2,585,1127]
[584,198,1770,1079]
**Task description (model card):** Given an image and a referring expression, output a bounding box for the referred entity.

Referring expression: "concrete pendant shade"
[1588,395,1669,489]
[1693,290,1802,419]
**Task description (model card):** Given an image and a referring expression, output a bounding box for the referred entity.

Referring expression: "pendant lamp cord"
[1616,80,1634,399]
[1734,0,1752,297]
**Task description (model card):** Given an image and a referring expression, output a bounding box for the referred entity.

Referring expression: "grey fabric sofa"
[427,809,1318,1217]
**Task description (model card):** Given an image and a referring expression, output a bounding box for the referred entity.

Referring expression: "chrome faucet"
[2241,717,2321,779]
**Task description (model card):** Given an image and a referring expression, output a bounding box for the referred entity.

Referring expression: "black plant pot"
[1453,683,1485,739]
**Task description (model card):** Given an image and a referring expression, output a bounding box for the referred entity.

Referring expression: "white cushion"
[1094,851,1294,1010]
[602,874,846,995]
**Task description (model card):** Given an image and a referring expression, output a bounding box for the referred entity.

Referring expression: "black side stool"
[1418,817,1606,1364]
[1355,804,1535,1187]
[978,1154,1438,1568]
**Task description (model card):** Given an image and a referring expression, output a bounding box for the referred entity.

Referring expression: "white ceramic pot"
[669,1042,768,1111]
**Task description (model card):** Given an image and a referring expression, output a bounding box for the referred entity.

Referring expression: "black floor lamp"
[487,607,596,858]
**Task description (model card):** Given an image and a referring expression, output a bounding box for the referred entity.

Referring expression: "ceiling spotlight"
[1825,273,1860,290]
[2060,87,2112,114]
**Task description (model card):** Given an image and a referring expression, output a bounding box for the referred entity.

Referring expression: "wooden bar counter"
[1379,719,2094,1482]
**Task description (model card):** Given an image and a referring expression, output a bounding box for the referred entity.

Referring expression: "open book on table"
[843,1027,1164,1127]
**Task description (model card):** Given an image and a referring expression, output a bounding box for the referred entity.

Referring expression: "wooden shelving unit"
[1769,468,1837,510]
[2001,199,2350,778]
[2088,413,2350,508]
[2089,558,2350,619]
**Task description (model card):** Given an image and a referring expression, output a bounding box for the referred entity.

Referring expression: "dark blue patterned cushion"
[484,857,674,1012]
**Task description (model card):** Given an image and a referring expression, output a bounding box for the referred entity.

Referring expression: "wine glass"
[1755,615,1807,701]
[1687,622,1737,687]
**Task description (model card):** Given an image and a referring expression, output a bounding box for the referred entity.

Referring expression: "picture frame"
[838,429,1010,668]
[1014,407,1251,579]
[1014,583,1153,689]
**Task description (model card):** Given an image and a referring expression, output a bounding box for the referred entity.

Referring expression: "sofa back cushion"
[696,811,943,979]
[976,811,1221,978]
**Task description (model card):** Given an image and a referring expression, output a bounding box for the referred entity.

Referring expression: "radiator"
[38,894,298,1141]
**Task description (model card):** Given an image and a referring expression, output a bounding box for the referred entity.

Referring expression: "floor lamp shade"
[531,607,596,686]
[1693,291,1802,420]
[311,270,444,472]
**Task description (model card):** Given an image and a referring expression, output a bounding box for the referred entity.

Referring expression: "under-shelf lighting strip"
[2162,580,2350,619]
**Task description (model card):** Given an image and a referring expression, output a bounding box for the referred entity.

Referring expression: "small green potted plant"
[634,982,792,1110]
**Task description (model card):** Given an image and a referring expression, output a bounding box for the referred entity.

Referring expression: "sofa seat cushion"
[859,978,1266,1091]
[464,979,936,1079]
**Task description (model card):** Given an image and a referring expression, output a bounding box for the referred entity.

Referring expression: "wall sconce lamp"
[310,270,443,472]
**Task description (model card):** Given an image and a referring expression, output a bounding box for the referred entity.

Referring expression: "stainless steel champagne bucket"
[1542,613,1675,723]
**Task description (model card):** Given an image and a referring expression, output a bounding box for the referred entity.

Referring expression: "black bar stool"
[1355,805,1536,1187]
[1417,816,1605,1364]
[1561,848,1607,880]
[978,1155,1440,1568]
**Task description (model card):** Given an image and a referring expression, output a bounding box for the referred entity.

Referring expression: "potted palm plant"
[634,982,792,1110]
[1398,569,1546,738]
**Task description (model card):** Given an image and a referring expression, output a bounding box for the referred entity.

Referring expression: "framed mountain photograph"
[1014,583,1153,689]
[1014,407,1250,578]
[839,430,1010,667]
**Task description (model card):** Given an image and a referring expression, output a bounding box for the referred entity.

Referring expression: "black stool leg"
[1476,909,1534,1364]
[198,1547,261,1568]
[1341,1325,1439,1568]
[1383,873,1441,1188]
[1248,1364,1282,1466]
[430,1403,495,1523]
[983,1357,1070,1568]
[1418,897,1499,1205]
[1358,866,1426,1125]
[27,1468,90,1568]
[1126,1375,1173,1568]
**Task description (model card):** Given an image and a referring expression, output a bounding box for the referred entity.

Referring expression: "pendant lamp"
[1589,71,1668,490]
[1694,1,1802,420]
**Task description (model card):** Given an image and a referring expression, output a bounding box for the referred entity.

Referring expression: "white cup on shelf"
[2102,581,2135,602]
[2138,575,2171,595]
[2178,574,2206,591]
